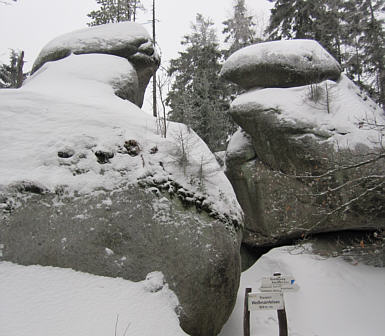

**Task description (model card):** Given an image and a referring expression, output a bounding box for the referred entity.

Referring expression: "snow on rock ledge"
[231,74,385,152]
[0,30,243,335]
[0,52,242,226]
[31,22,160,107]
[220,39,341,89]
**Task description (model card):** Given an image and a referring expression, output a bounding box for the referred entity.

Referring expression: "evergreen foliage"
[87,0,143,26]
[166,14,235,151]
[0,50,24,89]
[222,0,257,56]
[267,0,385,106]
[356,0,385,105]
[266,0,344,62]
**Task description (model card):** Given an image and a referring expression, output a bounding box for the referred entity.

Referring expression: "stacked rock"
[220,39,341,89]
[221,40,385,261]
[31,22,160,108]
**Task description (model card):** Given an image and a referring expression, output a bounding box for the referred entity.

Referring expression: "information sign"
[260,275,296,291]
[248,292,284,311]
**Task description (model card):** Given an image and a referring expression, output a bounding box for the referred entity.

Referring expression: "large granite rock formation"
[220,39,341,90]
[223,40,385,250]
[0,22,243,336]
[31,22,160,107]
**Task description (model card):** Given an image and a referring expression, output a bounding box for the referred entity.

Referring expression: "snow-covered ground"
[0,263,187,336]
[220,246,385,336]
[2,247,383,336]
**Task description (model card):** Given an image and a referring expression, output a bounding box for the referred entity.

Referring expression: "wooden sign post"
[277,307,288,336]
[244,273,295,336]
[244,288,252,336]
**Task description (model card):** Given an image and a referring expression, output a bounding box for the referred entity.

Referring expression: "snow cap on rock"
[31,21,160,107]
[220,39,342,90]
[32,21,159,74]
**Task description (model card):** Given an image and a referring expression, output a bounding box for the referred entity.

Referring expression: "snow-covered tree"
[266,0,344,62]
[267,0,385,106]
[87,0,143,26]
[0,49,24,88]
[167,14,235,151]
[222,0,257,56]
[356,0,385,105]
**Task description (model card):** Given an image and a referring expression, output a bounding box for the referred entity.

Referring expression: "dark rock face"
[223,41,385,251]
[31,22,160,107]
[220,39,341,90]
[226,126,385,251]
[0,186,241,336]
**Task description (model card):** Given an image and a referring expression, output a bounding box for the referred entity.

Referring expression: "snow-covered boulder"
[0,24,243,336]
[31,22,160,107]
[220,39,341,89]
[224,46,385,250]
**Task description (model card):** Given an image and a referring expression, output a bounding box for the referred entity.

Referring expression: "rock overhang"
[220,39,342,90]
[31,22,160,107]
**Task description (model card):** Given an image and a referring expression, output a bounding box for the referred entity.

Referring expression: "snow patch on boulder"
[221,39,341,89]
[31,21,159,107]
[0,49,242,227]
[232,74,385,151]
[32,21,157,74]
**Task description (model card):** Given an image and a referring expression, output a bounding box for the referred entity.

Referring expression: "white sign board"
[260,275,296,291]
[248,292,284,311]
[0,244,3,257]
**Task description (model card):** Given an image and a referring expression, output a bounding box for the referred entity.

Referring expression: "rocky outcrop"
[223,40,385,250]
[31,22,160,107]
[0,184,241,336]
[220,39,341,90]
[0,23,243,336]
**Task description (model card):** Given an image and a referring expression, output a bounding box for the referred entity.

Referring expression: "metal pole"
[244,288,251,336]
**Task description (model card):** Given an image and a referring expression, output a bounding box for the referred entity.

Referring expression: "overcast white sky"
[0,0,273,71]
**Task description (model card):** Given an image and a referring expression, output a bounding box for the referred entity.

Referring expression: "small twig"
[115,315,119,336]
[305,179,385,234]
[279,152,385,180]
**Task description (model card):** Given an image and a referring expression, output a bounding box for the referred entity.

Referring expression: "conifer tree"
[266,0,344,62]
[167,14,235,151]
[222,0,257,56]
[87,0,143,26]
[357,0,385,105]
[0,50,24,89]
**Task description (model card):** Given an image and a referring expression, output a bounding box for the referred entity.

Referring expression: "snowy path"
[219,246,385,336]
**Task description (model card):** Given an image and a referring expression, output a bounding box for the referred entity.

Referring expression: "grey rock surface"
[223,41,385,250]
[220,39,341,90]
[0,185,241,336]
[226,129,385,249]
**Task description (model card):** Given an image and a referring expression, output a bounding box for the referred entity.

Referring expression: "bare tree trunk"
[152,0,157,117]
[132,0,137,21]
[16,51,24,88]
